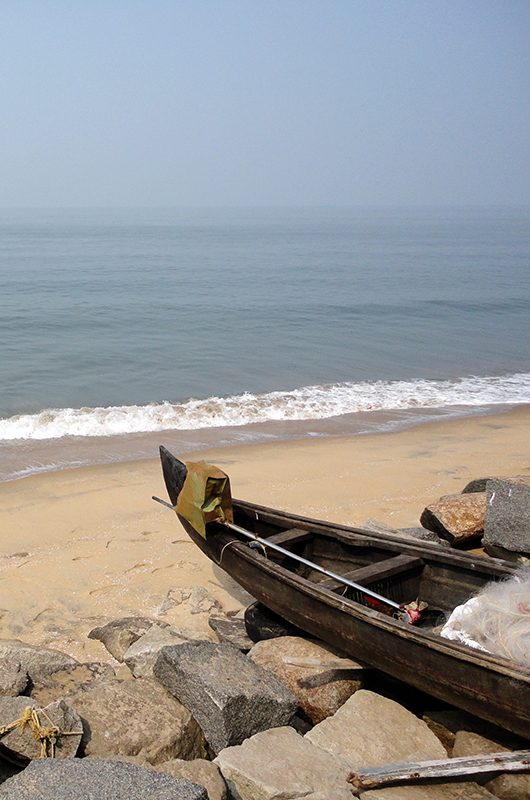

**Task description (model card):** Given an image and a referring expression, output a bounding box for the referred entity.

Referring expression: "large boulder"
[0,659,27,697]
[0,641,77,685]
[452,730,530,800]
[0,697,82,763]
[65,677,206,763]
[155,759,227,800]
[244,601,304,642]
[154,641,297,754]
[214,726,353,800]
[420,493,486,547]
[306,690,446,769]
[0,757,207,800]
[30,663,114,707]
[248,636,364,723]
[87,617,170,661]
[462,476,530,493]
[208,614,254,652]
[483,479,530,557]
[122,626,189,678]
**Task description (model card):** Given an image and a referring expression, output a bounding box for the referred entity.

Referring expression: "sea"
[1,206,529,483]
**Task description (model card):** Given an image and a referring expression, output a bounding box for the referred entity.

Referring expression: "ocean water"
[1,207,529,481]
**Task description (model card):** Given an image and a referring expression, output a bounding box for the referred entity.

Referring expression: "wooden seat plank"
[265,528,312,547]
[318,554,423,592]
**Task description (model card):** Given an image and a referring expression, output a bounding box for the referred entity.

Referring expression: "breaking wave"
[1,373,529,441]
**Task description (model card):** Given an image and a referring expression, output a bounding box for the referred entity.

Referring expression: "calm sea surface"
[1,207,529,480]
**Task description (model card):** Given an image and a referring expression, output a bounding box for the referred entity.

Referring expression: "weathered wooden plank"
[266,528,312,547]
[318,554,423,591]
[348,749,530,792]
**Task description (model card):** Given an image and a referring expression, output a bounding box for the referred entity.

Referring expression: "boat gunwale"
[234,497,515,577]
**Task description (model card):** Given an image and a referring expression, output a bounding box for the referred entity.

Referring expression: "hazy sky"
[1,1,529,208]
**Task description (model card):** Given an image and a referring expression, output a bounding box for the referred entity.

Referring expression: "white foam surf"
[1,373,529,441]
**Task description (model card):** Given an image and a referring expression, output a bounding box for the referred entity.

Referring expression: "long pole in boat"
[225,520,403,613]
[152,495,409,619]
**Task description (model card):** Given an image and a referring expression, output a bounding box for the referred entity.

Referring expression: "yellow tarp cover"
[175,460,233,538]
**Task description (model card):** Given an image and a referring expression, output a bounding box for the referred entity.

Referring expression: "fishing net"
[440,568,530,668]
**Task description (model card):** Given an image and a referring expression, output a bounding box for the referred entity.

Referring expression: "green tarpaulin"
[175,460,233,538]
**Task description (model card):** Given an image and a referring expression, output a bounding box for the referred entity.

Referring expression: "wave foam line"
[1,373,529,441]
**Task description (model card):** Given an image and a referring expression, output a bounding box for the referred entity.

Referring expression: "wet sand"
[0,405,529,662]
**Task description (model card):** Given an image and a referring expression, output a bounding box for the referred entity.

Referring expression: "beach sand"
[0,406,529,663]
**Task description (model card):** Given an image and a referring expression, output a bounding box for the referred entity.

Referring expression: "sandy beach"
[1,405,529,664]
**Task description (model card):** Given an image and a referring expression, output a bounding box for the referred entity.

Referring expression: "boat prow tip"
[158,446,188,506]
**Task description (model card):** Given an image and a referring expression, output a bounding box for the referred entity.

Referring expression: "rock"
[0,641,77,685]
[420,493,486,547]
[155,758,228,800]
[30,662,114,707]
[65,677,206,763]
[359,784,499,799]
[483,479,530,556]
[214,725,353,800]
[0,696,82,763]
[462,476,530,494]
[0,757,207,799]
[398,527,449,545]
[248,636,363,723]
[208,615,254,651]
[159,586,221,616]
[306,689,446,769]
[0,760,18,786]
[154,641,297,754]
[452,730,530,800]
[422,710,525,755]
[244,601,304,642]
[87,617,169,661]
[0,659,27,697]
[123,626,189,678]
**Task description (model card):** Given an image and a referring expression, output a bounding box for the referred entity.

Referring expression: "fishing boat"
[156,447,530,739]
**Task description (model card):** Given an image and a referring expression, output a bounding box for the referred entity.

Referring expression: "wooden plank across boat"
[156,447,530,740]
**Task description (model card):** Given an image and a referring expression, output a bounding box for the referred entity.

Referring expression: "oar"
[152,495,418,623]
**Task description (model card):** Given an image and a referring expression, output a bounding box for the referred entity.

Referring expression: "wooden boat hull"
[158,450,530,739]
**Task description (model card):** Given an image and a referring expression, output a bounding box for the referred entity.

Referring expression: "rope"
[0,706,83,758]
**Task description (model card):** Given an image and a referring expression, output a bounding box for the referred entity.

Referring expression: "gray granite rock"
[87,617,169,661]
[0,641,77,684]
[0,659,27,697]
[215,726,353,800]
[65,677,206,763]
[306,689,446,769]
[398,527,448,545]
[483,479,530,556]
[208,615,254,652]
[30,662,114,707]
[159,586,221,616]
[248,635,363,723]
[462,476,530,494]
[0,757,207,799]
[0,697,82,763]
[155,758,228,800]
[154,641,297,754]
[123,626,189,678]
[420,493,486,546]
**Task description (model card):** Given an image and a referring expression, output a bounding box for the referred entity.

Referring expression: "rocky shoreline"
[0,474,528,799]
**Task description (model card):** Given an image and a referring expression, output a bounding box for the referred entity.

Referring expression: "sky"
[1,1,529,208]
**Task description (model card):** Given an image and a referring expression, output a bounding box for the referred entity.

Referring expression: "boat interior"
[231,501,508,625]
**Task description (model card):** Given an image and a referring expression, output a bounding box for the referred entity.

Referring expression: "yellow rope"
[0,706,82,758]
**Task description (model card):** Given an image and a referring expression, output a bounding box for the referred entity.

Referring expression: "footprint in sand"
[72,555,92,561]
[124,562,149,574]
[150,563,175,574]
[89,585,115,596]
